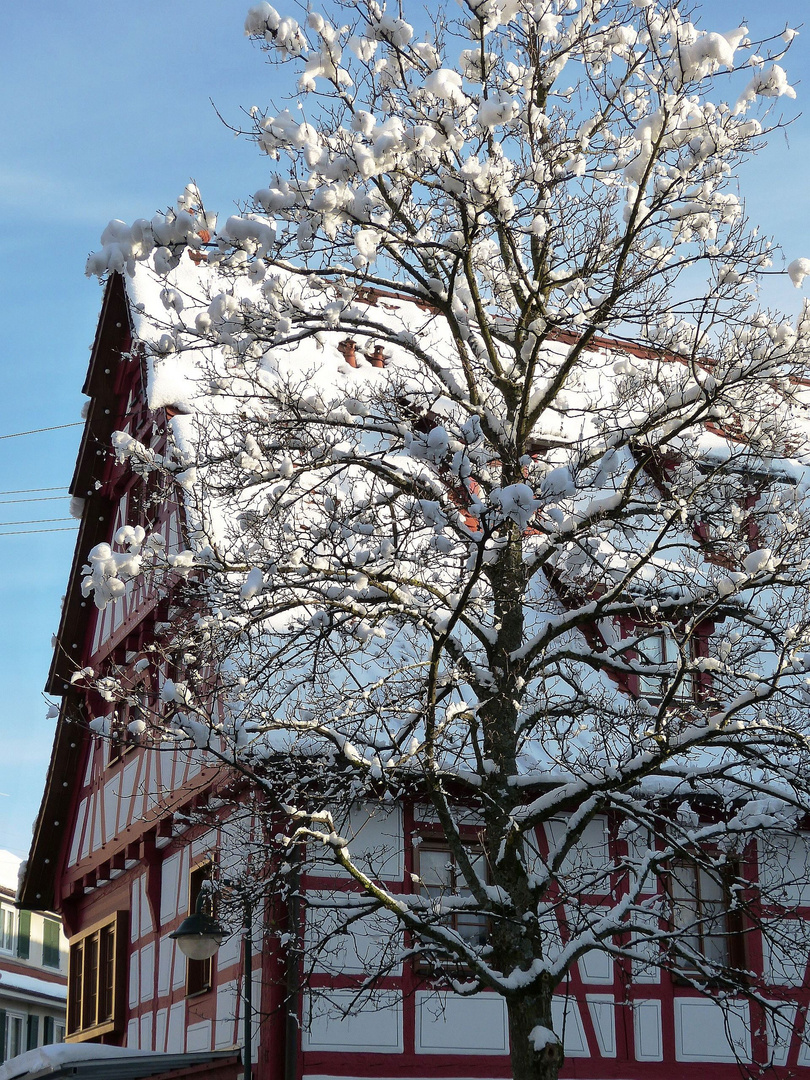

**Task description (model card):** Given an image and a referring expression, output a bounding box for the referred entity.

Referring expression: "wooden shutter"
[26,1015,38,1052]
[0,1009,6,1064]
[16,911,30,960]
[42,919,60,968]
[43,1016,54,1045]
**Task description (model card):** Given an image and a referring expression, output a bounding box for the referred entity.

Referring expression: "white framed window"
[0,906,15,953]
[637,630,694,702]
[6,1013,24,1061]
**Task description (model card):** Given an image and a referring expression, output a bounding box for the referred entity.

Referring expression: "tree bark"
[507,992,565,1080]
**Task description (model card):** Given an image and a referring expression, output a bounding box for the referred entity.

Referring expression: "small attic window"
[637,630,695,703]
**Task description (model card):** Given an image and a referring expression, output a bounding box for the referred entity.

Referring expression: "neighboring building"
[17,267,810,1080]
[0,850,67,1065]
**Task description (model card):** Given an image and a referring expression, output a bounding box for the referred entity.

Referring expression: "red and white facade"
[19,273,810,1080]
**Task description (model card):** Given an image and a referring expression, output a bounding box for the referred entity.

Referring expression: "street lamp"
[169,890,226,959]
[169,884,253,1080]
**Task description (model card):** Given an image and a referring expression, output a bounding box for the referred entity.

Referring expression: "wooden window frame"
[414,839,489,952]
[665,858,744,976]
[186,859,216,998]
[637,628,696,704]
[66,911,127,1043]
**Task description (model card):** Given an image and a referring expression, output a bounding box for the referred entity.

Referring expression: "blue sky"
[0,0,808,862]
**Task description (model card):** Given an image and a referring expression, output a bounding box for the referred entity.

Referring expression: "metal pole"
[243,895,253,1080]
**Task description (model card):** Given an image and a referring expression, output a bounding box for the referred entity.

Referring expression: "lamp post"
[170,886,253,1080]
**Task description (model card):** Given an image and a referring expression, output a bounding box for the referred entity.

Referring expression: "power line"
[0,517,75,527]
[0,496,67,505]
[0,422,83,441]
[0,527,79,536]
[0,486,65,496]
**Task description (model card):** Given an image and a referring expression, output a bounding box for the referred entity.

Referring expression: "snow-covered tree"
[81,2,810,1077]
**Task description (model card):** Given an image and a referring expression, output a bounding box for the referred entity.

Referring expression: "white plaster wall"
[172,941,186,991]
[587,995,616,1057]
[798,1010,810,1066]
[308,804,403,881]
[140,942,155,1003]
[764,1001,797,1068]
[759,833,810,905]
[128,950,140,1010]
[187,1019,212,1052]
[215,979,239,1050]
[167,1001,185,1053]
[157,936,173,996]
[625,828,658,895]
[79,799,92,862]
[103,776,120,846]
[630,911,661,984]
[192,831,216,859]
[550,997,589,1057]
[633,999,662,1061]
[140,1012,153,1052]
[154,1008,167,1053]
[303,990,403,1052]
[130,878,141,942]
[119,759,139,831]
[305,894,402,975]
[160,853,181,925]
[544,817,610,886]
[415,992,508,1055]
[68,799,87,867]
[139,874,154,935]
[217,927,243,970]
[762,920,809,987]
[674,999,750,1063]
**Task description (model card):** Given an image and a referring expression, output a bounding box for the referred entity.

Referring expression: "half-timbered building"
[17,267,810,1080]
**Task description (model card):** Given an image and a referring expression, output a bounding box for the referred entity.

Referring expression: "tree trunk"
[507,993,565,1080]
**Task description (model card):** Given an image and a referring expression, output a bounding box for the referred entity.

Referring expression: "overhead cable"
[0,422,83,441]
[0,518,75,527]
[0,496,68,506]
[0,527,79,536]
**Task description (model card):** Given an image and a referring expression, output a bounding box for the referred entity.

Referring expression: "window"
[417,843,488,948]
[6,1013,24,1061]
[66,912,126,1042]
[42,917,61,968]
[186,861,215,996]
[637,630,694,702]
[0,905,15,953]
[668,860,733,971]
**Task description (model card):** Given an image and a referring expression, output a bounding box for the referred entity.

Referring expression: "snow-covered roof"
[0,1045,238,1080]
[0,968,66,1002]
[0,851,22,894]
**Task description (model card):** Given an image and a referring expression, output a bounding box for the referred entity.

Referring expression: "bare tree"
[80,2,810,1077]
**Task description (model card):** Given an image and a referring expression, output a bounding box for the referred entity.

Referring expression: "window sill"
[65,1018,119,1043]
